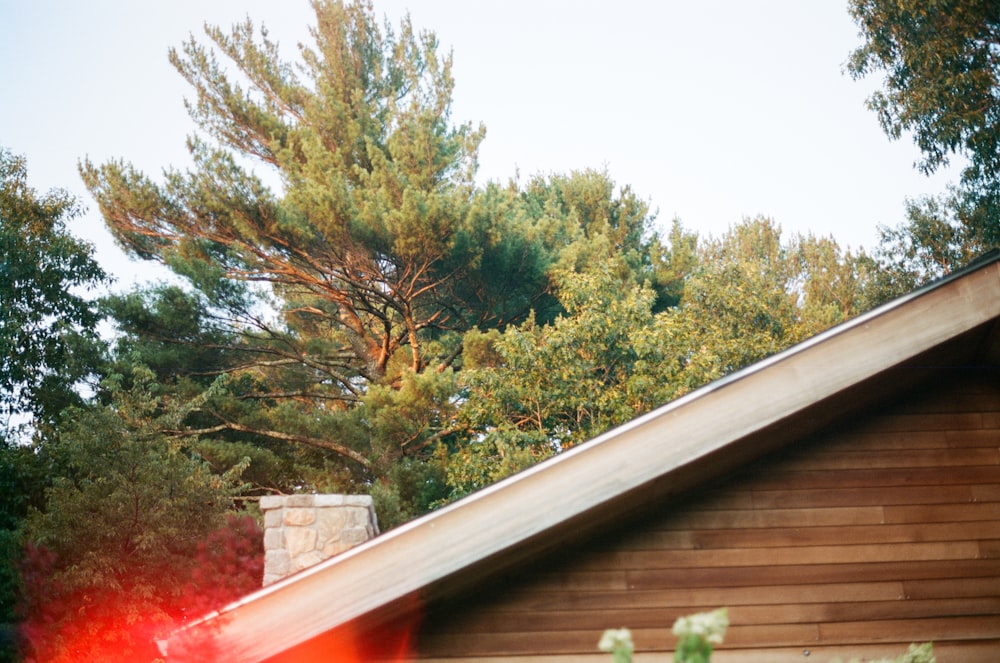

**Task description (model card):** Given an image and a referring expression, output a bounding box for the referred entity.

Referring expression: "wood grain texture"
[414,372,1000,661]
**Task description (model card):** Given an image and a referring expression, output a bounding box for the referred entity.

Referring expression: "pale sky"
[1,1,961,288]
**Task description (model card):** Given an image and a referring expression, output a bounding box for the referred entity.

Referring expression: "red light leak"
[258,610,419,662]
[166,595,422,662]
[21,605,167,663]
[286,623,414,663]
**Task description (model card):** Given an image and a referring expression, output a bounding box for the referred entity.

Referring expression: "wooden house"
[161,253,1000,662]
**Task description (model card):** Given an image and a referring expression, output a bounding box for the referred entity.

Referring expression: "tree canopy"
[82,0,490,387]
[848,0,1000,245]
[80,1,559,498]
[0,149,108,435]
[447,218,873,497]
[78,0,688,521]
[73,0,881,520]
[17,369,256,662]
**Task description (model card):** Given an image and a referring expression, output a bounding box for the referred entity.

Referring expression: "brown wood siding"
[413,371,1000,662]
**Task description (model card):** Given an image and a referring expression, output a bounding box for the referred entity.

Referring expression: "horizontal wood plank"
[747,485,973,509]
[977,539,1000,559]
[903,576,1000,599]
[819,431,949,451]
[883,502,1000,523]
[512,570,628,592]
[627,559,1000,589]
[487,582,908,613]
[893,396,1000,415]
[947,430,1000,447]
[655,506,887,530]
[801,598,1000,624]
[777,448,999,471]
[971,484,1000,501]
[818,616,1000,644]
[729,466,1000,491]
[621,521,1000,551]
[589,541,981,571]
[431,598,1000,636]
[860,412,985,434]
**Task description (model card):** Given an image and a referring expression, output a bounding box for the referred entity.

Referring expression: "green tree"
[0,148,108,435]
[100,284,327,498]
[847,0,1000,244]
[18,367,248,663]
[79,1,562,506]
[865,190,988,300]
[448,218,871,496]
[672,218,872,385]
[674,218,800,386]
[794,233,881,332]
[0,439,49,663]
[81,0,487,388]
[450,265,682,497]
[101,280,456,527]
[0,148,107,662]
[81,0,673,524]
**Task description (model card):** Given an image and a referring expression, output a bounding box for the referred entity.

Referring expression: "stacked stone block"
[260,494,379,586]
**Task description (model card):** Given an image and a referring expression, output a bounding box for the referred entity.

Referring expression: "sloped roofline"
[161,252,1000,662]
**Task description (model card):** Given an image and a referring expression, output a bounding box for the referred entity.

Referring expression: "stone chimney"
[260,494,379,586]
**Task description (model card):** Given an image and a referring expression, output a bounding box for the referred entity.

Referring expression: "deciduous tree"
[448,218,872,496]
[866,190,988,299]
[0,148,107,434]
[451,265,681,497]
[848,0,1000,243]
[18,368,250,663]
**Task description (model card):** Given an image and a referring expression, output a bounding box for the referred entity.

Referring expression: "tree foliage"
[82,0,488,387]
[848,0,1000,244]
[0,148,108,434]
[79,0,682,527]
[450,267,676,496]
[0,439,49,663]
[17,368,253,662]
[447,218,874,497]
[80,2,585,510]
[864,189,990,300]
[0,150,109,657]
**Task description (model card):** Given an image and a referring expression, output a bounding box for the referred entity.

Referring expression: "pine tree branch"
[165,421,372,469]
